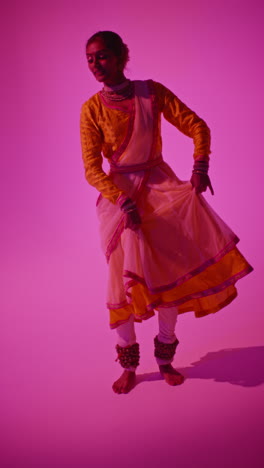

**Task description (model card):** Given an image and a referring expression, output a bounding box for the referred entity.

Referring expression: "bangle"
[120,198,137,213]
[193,160,209,175]
[193,162,209,168]
[125,207,137,213]
[192,170,208,175]
[116,194,130,208]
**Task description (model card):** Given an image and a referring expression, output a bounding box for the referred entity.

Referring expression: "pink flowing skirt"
[98,161,252,328]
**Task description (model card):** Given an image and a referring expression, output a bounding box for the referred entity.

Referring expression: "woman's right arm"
[80,100,141,228]
[80,101,127,205]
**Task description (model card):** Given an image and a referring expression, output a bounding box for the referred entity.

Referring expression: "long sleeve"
[80,100,126,204]
[153,81,211,160]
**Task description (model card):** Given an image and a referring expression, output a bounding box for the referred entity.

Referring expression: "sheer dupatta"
[96,80,160,261]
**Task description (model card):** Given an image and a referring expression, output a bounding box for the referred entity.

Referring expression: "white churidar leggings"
[116,306,178,370]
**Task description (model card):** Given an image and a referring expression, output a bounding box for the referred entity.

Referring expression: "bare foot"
[112,370,136,394]
[159,364,185,386]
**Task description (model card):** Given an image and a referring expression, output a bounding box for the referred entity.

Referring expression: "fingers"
[207,176,214,195]
[121,198,141,230]
[124,211,141,230]
[195,185,207,194]
[191,173,214,195]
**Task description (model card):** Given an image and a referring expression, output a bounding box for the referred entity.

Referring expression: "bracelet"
[125,207,137,213]
[193,162,209,169]
[116,193,130,208]
[193,160,209,175]
[120,198,137,213]
[192,170,208,175]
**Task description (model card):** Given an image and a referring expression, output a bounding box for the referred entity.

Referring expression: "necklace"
[100,80,134,101]
[104,80,130,92]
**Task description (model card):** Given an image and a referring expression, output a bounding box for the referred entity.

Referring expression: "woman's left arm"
[153,81,213,194]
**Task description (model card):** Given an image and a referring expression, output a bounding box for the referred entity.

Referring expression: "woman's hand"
[120,197,141,231]
[190,173,214,195]
[124,209,141,231]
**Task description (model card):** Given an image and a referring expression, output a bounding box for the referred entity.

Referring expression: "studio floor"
[1,246,263,468]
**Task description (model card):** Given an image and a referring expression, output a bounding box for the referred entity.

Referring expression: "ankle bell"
[115,342,140,369]
[154,335,179,361]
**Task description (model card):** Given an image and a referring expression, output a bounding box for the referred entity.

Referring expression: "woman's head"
[86,31,129,85]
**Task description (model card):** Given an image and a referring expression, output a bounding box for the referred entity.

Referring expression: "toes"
[163,372,185,386]
[112,381,123,393]
[112,372,136,394]
[112,380,129,394]
[171,377,184,386]
[171,374,184,385]
[112,383,118,393]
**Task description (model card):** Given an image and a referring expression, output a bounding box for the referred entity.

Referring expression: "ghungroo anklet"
[154,335,179,361]
[115,343,140,369]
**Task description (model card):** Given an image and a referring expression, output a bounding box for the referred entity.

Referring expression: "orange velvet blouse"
[80,81,211,204]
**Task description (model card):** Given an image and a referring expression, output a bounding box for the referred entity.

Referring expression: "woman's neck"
[103,73,127,89]
[103,78,130,92]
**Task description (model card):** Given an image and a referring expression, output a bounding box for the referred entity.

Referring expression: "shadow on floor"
[136,345,264,387]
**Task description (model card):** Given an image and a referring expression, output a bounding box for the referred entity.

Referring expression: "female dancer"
[80,31,253,394]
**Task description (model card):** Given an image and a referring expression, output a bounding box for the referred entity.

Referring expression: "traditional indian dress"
[80,80,253,330]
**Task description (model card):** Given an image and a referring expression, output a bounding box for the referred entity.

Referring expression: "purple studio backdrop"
[1,1,263,467]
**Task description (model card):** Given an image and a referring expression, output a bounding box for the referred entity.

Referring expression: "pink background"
[1,0,263,466]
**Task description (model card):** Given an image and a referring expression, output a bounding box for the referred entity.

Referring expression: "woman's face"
[86,38,123,85]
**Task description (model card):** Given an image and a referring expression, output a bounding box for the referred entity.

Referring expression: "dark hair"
[86,31,130,70]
